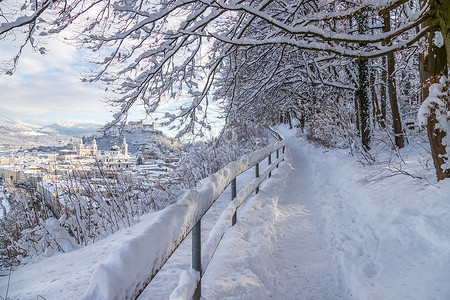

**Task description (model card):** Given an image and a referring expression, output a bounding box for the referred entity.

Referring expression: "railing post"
[192,220,201,300]
[268,152,272,178]
[282,146,285,161]
[276,149,279,168]
[231,178,237,226]
[255,162,259,194]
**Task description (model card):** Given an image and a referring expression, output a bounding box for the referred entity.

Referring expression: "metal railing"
[82,131,286,300]
[190,137,285,299]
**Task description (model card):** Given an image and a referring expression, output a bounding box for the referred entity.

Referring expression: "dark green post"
[276,149,279,168]
[255,162,259,194]
[268,152,272,178]
[231,178,237,226]
[192,220,201,300]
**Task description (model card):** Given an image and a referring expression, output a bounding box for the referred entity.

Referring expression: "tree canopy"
[1,1,444,125]
[1,0,449,178]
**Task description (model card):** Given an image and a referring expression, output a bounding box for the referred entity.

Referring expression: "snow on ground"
[1,126,449,299]
[313,145,450,299]
[146,126,450,300]
[268,135,350,299]
[270,126,450,299]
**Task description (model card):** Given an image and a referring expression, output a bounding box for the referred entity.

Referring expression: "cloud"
[0,30,223,137]
[0,36,111,125]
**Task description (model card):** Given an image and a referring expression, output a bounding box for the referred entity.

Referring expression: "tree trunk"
[370,64,381,127]
[432,0,450,67]
[426,111,450,180]
[380,56,387,128]
[420,1,449,181]
[287,112,293,129]
[383,11,405,148]
[356,13,371,150]
[387,52,405,148]
[357,61,371,150]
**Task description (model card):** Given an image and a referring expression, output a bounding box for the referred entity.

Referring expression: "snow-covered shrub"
[305,89,358,149]
[171,121,269,188]
[0,168,156,269]
[0,181,70,268]
[60,169,150,244]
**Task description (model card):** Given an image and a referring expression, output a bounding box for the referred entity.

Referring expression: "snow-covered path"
[200,128,450,300]
[270,138,349,299]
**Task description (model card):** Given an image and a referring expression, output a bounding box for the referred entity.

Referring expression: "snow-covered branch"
[210,25,430,59]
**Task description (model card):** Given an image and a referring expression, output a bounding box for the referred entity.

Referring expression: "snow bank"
[82,140,285,299]
[169,269,200,300]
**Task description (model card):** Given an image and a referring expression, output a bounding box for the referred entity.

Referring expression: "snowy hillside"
[0,116,73,150]
[1,127,449,299]
[41,121,101,137]
[0,116,41,131]
[89,128,181,155]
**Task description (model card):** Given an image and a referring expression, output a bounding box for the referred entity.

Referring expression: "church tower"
[91,138,98,156]
[121,136,128,156]
[77,138,84,155]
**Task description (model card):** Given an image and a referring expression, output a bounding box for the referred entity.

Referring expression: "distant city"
[0,120,181,217]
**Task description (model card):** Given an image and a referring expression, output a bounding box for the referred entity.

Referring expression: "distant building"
[0,167,24,181]
[99,137,132,169]
[126,121,144,130]
[77,138,98,156]
[57,138,98,160]
[145,122,157,131]
[121,121,159,132]
[136,140,179,169]
[121,136,128,156]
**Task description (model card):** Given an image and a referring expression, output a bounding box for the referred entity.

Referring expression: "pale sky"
[0,35,122,126]
[0,32,223,138]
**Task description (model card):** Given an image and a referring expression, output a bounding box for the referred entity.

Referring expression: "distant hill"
[0,116,73,150]
[41,121,101,137]
[0,116,180,154]
[85,123,181,155]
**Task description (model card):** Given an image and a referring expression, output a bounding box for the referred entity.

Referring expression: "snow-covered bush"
[172,121,269,188]
[304,89,358,150]
[61,169,156,245]
[0,181,69,268]
[0,168,158,269]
